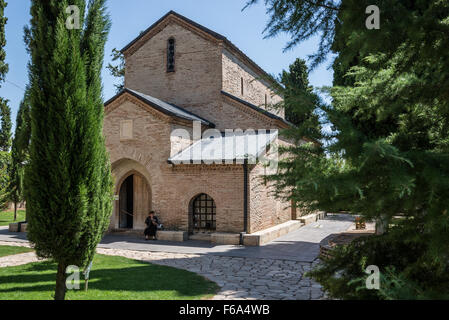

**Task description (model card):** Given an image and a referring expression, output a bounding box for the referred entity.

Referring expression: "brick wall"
[106,17,292,235]
[105,96,245,233]
[125,22,222,109]
[247,138,293,233]
[222,49,284,119]
[124,20,285,132]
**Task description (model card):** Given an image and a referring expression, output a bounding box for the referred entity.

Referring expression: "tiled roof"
[104,88,215,127]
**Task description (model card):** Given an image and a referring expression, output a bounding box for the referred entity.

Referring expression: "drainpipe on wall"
[240,160,249,245]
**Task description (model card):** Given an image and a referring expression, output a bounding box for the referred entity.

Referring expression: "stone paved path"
[0,241,42,267]
[96,248,326,300]
[0,214,354,300]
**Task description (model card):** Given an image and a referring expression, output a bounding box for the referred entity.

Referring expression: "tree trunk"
[13,202,17,221]
[375,215,389,235]
[54,262,67,300]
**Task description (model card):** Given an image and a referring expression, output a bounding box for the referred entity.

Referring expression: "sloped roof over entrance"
[104,88,215,127]
[168,130,278,165]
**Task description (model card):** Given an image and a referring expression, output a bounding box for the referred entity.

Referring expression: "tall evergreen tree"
[25,0,113,300]
[280,58,321,130]
[9,88,31,221]
[0,0,8,81]
[0,0,10,211]
[249,0,449,298]
[0,0,10,152]
[0,100,11,152]
[106,48,124,93]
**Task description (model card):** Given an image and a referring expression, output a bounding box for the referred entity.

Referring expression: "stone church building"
[104,11,300,245]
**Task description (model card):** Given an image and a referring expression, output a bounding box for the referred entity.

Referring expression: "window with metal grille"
[192,194,216,232]
[167,38,175,72]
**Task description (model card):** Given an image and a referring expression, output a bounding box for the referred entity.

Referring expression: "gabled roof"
[120,10,279,87]
[104,88,215,128]
[221,91,293,128]
[168,130,278,165]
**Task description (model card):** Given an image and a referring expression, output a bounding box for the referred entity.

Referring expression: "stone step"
[189,233,212,241]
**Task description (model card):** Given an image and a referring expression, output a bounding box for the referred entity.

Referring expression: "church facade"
[104,11,298,242]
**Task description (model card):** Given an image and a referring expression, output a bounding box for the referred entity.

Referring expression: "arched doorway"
[119,175,134,229]
[190,194,216,234]
[117,171,151,230]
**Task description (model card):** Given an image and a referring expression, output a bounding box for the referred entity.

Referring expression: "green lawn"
[0,245,33,258]
[0,254,219,300]
[0,210,26,226]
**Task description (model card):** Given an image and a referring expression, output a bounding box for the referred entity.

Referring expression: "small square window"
[120,120,133,140]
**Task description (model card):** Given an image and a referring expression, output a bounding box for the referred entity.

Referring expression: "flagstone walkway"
[97,247,326,300]
[0,242,42,267]
[0,214,355,300]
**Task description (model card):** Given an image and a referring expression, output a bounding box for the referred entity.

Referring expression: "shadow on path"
[0,214,355,262]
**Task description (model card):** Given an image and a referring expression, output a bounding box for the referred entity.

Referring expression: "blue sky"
[0,0,333,131]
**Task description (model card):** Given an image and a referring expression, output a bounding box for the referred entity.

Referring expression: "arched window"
[191,194,216,233]
[167,38,175,73]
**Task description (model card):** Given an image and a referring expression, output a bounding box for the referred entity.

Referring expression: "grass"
[0,254,219,300]
[0,245,33,258]
[0,210,26,226]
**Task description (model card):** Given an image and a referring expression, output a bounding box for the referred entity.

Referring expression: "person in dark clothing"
[144,211,159,240]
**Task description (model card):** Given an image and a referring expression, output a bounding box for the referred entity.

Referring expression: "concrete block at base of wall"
[211,233,241,245]
[157,231,188,242]
[243,220,304,246]
[299,211,327,226]
[20,223,28,233]
[8,222,27,233]
[9,223,19,232]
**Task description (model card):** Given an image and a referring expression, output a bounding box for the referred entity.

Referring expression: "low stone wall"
[8,222,27,233]
[211,233,240,245]
[299,212,327,226]
[157,231,188,242]
[243,220,304,246]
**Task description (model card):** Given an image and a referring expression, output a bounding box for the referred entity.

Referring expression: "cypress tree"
[0,0,7,81]
[0,0,10,152]
[0,0,11,212]
[0,100,11,152]
[9,88,31,221]
[25,0,113,300]
[280,58,321,132]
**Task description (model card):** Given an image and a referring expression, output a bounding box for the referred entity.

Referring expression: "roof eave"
[104,88,215,128]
